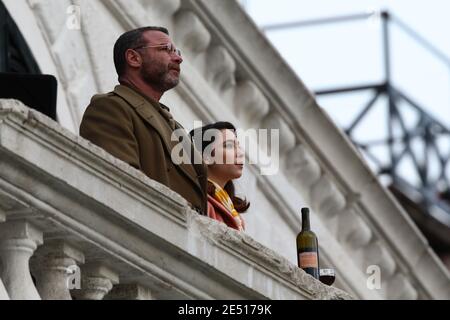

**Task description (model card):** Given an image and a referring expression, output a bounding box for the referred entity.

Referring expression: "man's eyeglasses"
[133,43,181,57]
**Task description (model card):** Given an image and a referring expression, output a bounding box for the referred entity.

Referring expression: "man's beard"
[140,60,179,93]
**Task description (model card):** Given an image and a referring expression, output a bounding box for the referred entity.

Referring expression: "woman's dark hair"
[189,122,250,213]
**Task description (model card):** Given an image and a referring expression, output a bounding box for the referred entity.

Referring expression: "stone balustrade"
[0,99,352,300]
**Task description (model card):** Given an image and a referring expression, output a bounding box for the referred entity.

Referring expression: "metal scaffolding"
[260,11,450,227]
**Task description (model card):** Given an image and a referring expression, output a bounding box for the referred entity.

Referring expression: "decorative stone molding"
[0,99,352,300]
[174,10,211,54]
[233,80,270,127]
[28,0,98,126]
[0,220,43,300]
[261,112,296,156]
[386,272,419,300]
[140,0,181,18]
[207,46,236,91]
[27,0,69,44]
[336,209,373,249]
[105,284,153,300]
[310,176,346,218]
[285,144,322,194]
[365,241,397,278]
[192,214,352,300]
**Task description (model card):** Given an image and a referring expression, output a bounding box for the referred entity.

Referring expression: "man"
[80,26,207,214]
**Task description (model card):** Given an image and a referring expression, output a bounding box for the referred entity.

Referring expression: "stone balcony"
[0,99,352,300]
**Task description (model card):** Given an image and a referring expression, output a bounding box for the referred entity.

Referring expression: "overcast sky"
[241,0,450,187]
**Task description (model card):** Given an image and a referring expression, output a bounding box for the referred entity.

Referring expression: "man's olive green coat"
[80,85,207,213]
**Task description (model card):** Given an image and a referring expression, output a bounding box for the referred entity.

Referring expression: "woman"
[190,122,250,231]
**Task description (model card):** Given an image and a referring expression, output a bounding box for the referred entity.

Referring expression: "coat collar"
[112,85,204,193]
[207,195,241,230]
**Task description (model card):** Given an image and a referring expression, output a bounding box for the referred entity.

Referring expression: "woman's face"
[207,129,244,183]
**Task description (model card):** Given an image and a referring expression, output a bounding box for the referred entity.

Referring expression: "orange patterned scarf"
[208,179,244,231]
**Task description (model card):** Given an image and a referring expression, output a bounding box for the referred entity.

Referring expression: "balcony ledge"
[0,99,352,300]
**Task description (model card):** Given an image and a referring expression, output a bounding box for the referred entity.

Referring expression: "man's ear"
[125,49,142,68]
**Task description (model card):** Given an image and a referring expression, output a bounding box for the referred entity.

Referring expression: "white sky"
[242,0,450,187]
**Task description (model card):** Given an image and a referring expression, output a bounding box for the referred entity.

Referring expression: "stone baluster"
[0,220,43,300]
[207,45,236,91]
[105,283,153,300]
[0,213,8,300]
[234,80,270,127]
[71,263,119,300]
[30,240,85,300]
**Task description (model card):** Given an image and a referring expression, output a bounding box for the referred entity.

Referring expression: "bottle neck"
[302,210,311,231]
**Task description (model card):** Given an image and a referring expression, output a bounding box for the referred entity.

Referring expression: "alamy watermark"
[366,265,382,290]
[66,5,81,30]
[66,265,81,290]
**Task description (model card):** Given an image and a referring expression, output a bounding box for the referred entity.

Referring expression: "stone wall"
[1,0,449,299]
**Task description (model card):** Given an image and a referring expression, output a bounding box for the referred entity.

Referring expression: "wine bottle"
[296,207,320,279]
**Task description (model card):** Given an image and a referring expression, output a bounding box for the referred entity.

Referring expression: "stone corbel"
[386,272,418,300]
[0,220,43,300]
[206,45,236,91]
[30,240,85,300]
[105,283,153,300]
[365,241,397,278]
[174,10,211,54]
[310,175,346,218]
[233,80,270,127]
[141,0,181,17]
[285,144,322,196]
[337,209,373,249]
[261,112,296,156]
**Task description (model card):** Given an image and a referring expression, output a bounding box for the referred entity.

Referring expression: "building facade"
[0,0,449,299]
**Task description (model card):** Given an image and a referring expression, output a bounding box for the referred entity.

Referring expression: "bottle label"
[298,252,318,268]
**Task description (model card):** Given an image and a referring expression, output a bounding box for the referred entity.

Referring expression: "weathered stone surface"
[0,220,43,300]
[0,99,355,300]
[31,240,85,300]
[71,263,119,300]
[105,284,153,300]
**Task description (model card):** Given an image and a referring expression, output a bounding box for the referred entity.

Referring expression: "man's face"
[137,31,183,92]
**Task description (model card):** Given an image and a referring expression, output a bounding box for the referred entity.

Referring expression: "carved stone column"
[0,213,9,300]
[0,220,43,300]
[30,240,85,300]
[0,278,9,300]
[71,263,119,300]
